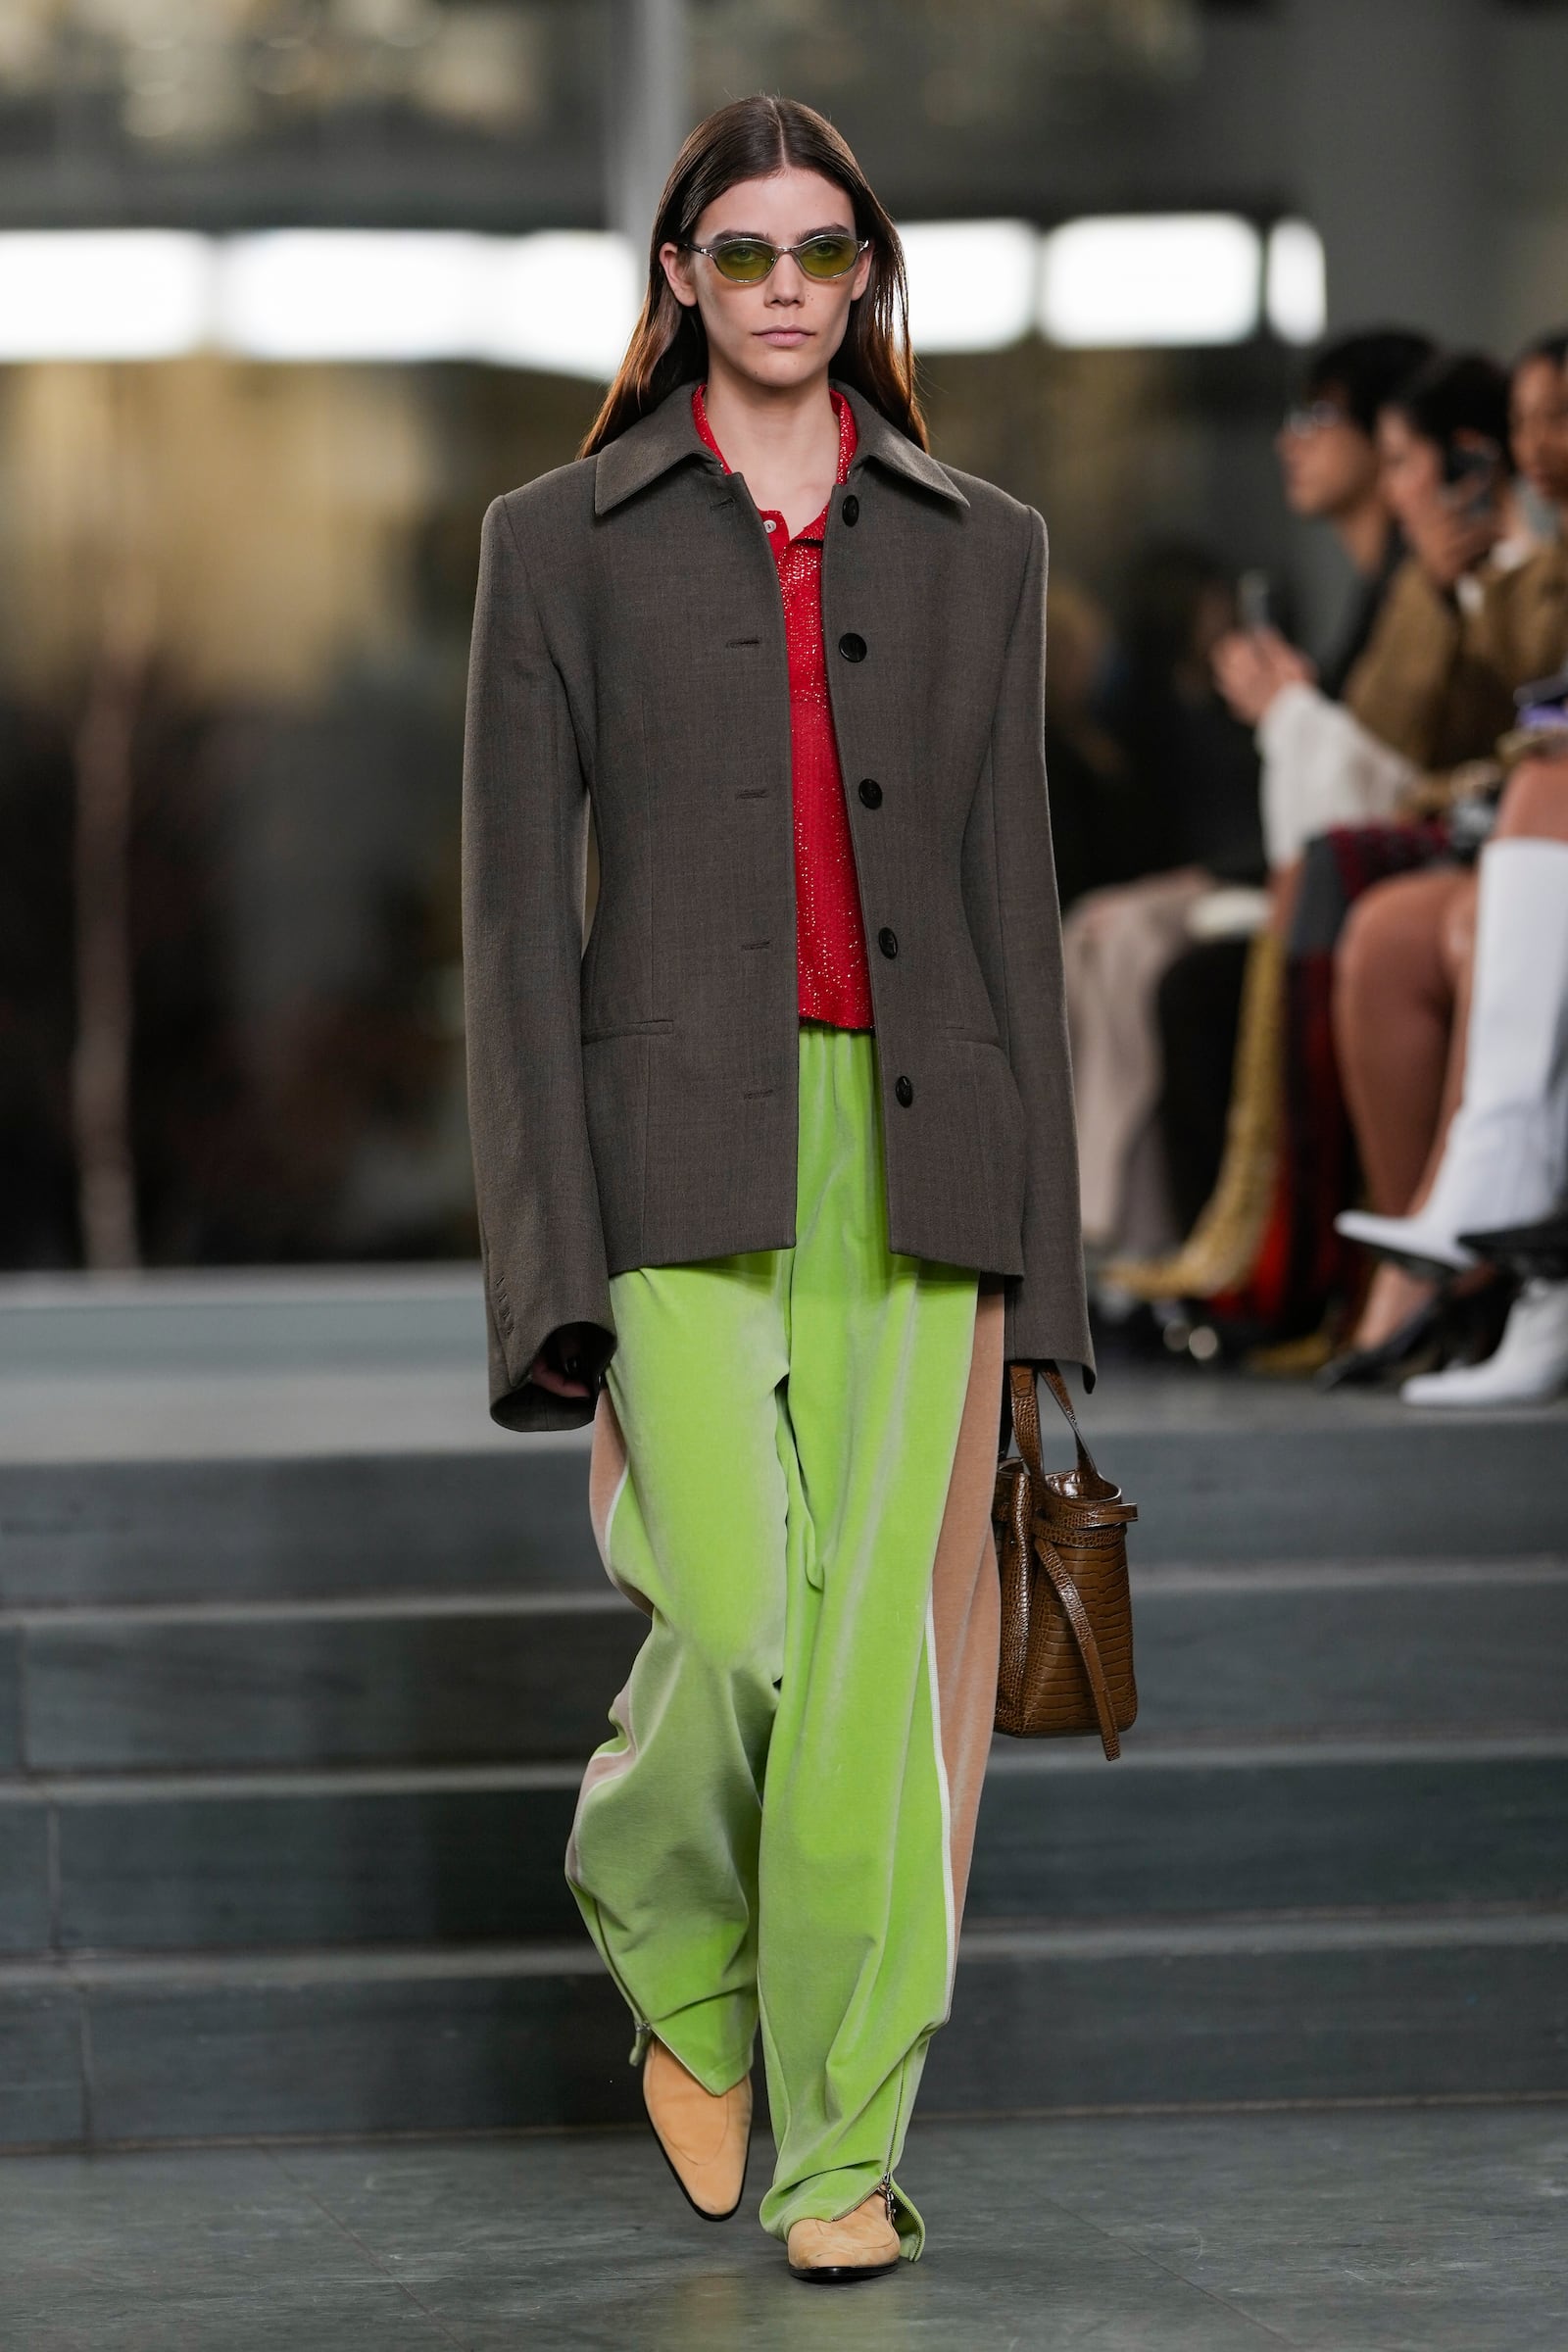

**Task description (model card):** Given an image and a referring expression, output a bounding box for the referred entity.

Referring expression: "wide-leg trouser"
[565,1018,1004,2255]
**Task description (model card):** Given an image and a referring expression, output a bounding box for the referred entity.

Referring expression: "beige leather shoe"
[641,2036,753,2221]
[787,2184,902,2283]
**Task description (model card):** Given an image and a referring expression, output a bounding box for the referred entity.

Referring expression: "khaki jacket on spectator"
[1348,538,1568,772]
[461,377,1090,1432]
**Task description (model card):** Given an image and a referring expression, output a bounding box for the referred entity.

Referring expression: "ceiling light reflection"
[1040,214,1262,348]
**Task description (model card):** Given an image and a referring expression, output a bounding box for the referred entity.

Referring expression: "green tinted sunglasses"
[685,232,868,284]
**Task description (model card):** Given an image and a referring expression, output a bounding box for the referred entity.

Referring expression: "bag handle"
[1029,1526,1123,1760]
[1007,1360,1117,1501]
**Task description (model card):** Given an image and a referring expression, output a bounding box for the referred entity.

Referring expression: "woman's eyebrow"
[709,221,856,240]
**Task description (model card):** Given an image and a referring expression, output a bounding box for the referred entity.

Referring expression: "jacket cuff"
[1003,1277,1096,1388]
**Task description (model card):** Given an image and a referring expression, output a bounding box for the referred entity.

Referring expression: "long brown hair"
[580,95,927,458]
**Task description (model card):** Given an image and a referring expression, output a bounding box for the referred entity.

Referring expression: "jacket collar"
[592,373,967,514]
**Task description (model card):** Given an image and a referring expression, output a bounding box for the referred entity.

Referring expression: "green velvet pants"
[566,1017,1004,2253]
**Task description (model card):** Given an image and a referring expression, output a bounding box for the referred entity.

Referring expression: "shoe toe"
[787,2197,902,2281]
[642,2043,752,2220]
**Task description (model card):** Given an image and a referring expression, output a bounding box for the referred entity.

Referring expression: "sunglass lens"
[798,235,860,279]
[710,240,775,282]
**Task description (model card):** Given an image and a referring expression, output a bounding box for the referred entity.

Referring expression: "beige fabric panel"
[587,1385,654,1615]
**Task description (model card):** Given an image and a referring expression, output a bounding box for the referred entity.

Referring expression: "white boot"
[1401,1278,1568,1405]
[1337,841,1568,1273]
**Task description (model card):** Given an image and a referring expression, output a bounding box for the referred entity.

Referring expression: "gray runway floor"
[4,2101,1567,2350]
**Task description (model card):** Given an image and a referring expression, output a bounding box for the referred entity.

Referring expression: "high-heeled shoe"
[1401,1278,1568,1406]
[1314,1277,1510,1392]
[1455,1205,1568,1283]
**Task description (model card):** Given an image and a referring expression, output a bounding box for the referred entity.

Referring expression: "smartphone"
[1442,440,1500,521]
[1237,569,1273,634]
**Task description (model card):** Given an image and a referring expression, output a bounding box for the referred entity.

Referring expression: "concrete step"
[4,1560,1563,1775]
[3,1737,1563,1955]
[0,1450,603,1611]
[1098,1419,1567,1562]
[4,1908,1564,2150]
[3,1408,1564,1615]
[2,1280,1564,1607]
[0,1270,488,1380]
[3,1278,1561,2151]
[0,1595,639,1773]
[5,1272,1565,1572]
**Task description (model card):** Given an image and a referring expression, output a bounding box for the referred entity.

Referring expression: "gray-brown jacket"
[461,374,1091,1431]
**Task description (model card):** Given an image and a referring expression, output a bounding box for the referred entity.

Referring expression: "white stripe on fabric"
[600,1454,630,1577]
[924,1591,958,2015]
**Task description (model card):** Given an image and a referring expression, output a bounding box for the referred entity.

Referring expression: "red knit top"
[692,381,875,1031]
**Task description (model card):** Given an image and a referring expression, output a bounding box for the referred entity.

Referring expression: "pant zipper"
[877,2037,920,2236]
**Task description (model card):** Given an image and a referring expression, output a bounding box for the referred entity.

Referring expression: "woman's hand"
[1400,484,1502,591]
[528,1321,603,1400]
[1212,627,1314,726]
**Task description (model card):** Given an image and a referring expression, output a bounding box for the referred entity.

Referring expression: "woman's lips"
[759,328,810,343]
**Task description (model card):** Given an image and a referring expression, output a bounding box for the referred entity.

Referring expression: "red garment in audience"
[692,380,874,1031]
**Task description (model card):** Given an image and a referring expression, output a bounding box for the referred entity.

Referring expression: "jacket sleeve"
[461,491,614,1433]
[1256,681,1416,868]
[1343,558,1464,768]
[989,507,1095,1388]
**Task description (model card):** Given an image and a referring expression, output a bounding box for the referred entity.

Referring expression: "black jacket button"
[842,494,859,526]
[858,777,882,808]
[838,632,866,662]
[878,926,899,958]
[895,1074,913,1106]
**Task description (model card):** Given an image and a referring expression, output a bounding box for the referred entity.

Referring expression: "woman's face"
[1510,355,1568,511]
[1377,406,1445,527]
[660,166,874,392]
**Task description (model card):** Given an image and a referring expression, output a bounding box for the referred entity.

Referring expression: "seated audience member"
[1342,760,1568,1404]
[1318,335,1568,1381]
[1063,547,1261,1259]
[1102,542,1266,885]
[1217,346,1563,861]
[1041,577,1127,914]
[1155,328,1433,1235]
[1117,343,1567,1353]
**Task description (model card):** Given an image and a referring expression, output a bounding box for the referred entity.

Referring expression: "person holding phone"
[1212,348,1542,867]
[1148,334,1429,1241]
[1071,334,1430,1287]
[461,94,1089,2284]
[1120,347,1566,1357]
[1219,327,1434,748]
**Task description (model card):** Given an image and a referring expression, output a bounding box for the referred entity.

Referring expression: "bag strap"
[1030,1526,1123,1760]
[1007,1360,1116,1501]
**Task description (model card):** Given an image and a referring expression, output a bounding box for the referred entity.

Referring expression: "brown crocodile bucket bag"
[993,1361,1139,1758]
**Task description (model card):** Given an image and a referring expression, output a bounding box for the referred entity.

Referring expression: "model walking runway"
[461,90,1088,2282]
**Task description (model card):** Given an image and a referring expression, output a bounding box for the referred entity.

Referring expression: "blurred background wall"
[2,0,1564,1274]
